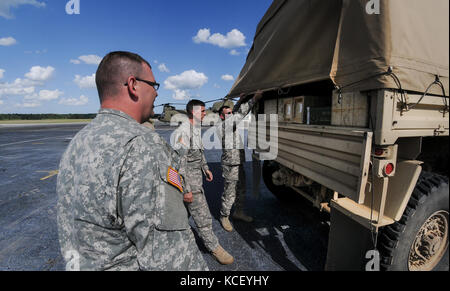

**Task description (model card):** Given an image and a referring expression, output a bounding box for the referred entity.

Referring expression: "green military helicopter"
[154,99,236,126]
[156,103,187,123]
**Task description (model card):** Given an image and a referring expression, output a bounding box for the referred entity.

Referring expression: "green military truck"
[229,0,449,270]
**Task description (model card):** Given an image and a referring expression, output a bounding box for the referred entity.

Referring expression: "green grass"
[0,119,92,124]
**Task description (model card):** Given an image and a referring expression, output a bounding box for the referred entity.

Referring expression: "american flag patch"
[167,167,183,192]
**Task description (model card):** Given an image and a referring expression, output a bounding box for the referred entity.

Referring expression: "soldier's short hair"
[96,51,152,103]
[186,99,206,118]
[218,106,231,116]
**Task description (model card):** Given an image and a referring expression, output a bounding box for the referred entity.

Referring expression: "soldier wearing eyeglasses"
[57,51,207,271]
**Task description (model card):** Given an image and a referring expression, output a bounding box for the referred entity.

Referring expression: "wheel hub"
[408,210,449,271]
[421,234,441,256]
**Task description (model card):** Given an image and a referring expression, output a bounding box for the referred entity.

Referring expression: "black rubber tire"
[378,172,449,271]
[262,161,299,201]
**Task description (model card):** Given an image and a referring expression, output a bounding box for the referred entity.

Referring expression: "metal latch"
[434,125,446,136]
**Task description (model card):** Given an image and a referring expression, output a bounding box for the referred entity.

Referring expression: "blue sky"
[0,0,272,114]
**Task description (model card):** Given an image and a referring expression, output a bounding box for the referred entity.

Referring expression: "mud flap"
[325,207,376,271]
[252,151,261,198]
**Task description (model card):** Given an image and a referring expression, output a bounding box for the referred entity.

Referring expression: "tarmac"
[0,122,331,271]
[2,122,445,271]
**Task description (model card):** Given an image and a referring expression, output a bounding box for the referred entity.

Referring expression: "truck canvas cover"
[229,0,449,97]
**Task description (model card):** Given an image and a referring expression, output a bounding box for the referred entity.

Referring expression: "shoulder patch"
[167,167,183,193]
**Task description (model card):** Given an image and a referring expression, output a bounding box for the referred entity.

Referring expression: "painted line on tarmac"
[37,170,59,181]
[0,136,73,147]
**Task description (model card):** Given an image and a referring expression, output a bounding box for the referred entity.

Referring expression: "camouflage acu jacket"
[172,119,209,193]
[216,99,255,166]
[56,109,207,271]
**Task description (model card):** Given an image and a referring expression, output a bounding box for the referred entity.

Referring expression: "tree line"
[0,114,97,120]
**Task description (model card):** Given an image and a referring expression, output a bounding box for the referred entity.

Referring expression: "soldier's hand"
[205,170,213,182]
[252,90,264,103]
[178,136,189,148]
[236,92,247,105]
[183,192,193,203]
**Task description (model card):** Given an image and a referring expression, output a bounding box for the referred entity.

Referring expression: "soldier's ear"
[125,76,139,101]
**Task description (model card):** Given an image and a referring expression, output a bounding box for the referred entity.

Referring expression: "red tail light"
[385,163,395,175]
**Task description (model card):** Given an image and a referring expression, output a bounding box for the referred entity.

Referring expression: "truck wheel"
[378,172,449,271]
[262,161,298,201]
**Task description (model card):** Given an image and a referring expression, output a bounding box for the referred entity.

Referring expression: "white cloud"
[15,101,41,108]
[71,55,102,65]
[0,66,55,97]
[23,102,41,107]
[0,100,3,105]
[23,93,37,100]
[25,66,55,82]
[0,0,46,19]
[25,49,47,55]
[0,36,17,46]
[193,29,211,43]
[230,49,240,56]
[23,89,63,102]
[164,70,208,91]
[158,63,170,73]
[0,78,36,97]
[59,95,89,106]
[164,70,208,101]
[0,69,63,108]
[79,55,102,65]
[0,69,4,79]
[193,28,246,49]
[38,89,63,101]
[0,66,61,108]
[172,89,190,100]
[221,74,234,81]
[74,74,96,89]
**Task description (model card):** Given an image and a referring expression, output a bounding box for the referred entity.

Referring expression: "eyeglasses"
[124,77,160,91]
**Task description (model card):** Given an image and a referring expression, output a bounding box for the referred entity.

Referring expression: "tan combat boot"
[220,216,233,232]
[212,245,234,265]
[232,210,253,223]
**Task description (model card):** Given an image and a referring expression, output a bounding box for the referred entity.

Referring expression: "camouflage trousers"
[185,189,219,252]
[220,164,246,217]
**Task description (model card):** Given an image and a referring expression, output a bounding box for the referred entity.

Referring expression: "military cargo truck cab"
[230,0,449,271]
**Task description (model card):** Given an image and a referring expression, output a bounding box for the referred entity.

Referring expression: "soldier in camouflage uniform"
[57,51,207,271]
[172,100,234,265]
[216,91,263,232]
